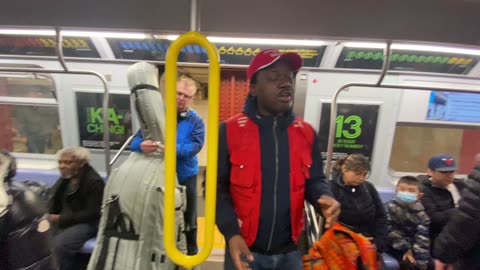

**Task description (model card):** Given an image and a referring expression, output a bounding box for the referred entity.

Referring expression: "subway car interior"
[1,0,480,269]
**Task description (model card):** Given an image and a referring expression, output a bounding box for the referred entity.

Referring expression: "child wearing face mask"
[385,176,433,270]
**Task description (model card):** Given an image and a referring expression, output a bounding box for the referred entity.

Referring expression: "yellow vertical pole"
[164,31,220,269]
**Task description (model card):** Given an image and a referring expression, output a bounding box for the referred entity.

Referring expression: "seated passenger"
[48,146,104,270]
[385,176,432,270]
[329,153,387,253]
[420,154,464,269]
[0,149,57,270]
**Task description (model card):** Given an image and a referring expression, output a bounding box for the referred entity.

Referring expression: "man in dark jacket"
[216,49,340,270]
[420,154,464,245]
[433,165,480,269]
[0,149,58,270]
[49,146,105,270]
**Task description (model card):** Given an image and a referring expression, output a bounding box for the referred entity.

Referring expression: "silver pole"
[376,40,392,86]
[55,28,69,72]
[109,135,134,166]
[190,0,199,31]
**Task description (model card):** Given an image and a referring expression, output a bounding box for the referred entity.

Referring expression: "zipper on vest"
[267,118,279,251]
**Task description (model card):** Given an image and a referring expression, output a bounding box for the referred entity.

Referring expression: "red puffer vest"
[225,113,314,246]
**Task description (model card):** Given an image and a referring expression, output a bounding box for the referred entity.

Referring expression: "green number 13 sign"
[319,103,379,160]
[335,115,362,139]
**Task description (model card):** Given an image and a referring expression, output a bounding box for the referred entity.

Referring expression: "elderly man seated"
[48,146,104,270]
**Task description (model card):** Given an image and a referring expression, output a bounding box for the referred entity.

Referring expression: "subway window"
[0,75,62,154]
[389,124,480,175]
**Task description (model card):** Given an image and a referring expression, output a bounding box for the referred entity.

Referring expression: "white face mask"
[397,191,418,204]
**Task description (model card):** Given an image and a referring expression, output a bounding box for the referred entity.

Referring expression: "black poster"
[318,103,379,161]
[76,92,132,149]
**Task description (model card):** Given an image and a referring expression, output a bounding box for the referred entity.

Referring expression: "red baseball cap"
[247,49,303,81]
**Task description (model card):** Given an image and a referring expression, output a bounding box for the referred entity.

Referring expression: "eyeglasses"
[176,92,193,99]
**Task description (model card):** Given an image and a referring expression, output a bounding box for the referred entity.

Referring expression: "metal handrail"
[109,135,134,167]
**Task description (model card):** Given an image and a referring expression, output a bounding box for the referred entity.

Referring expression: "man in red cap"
[216,49,340,270]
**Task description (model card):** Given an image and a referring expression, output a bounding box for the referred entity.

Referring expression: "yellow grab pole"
[164,31,220,269]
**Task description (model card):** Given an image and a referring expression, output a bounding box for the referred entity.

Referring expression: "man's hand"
[434,259,454,270]
[140,140,164,154]
[49,214,60,224]
[228,235,254,270]
[403,249,416,265]
[317,195,340,229]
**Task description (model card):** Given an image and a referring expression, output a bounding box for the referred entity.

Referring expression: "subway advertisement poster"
[319,103,380,161]
[76,92,132,149]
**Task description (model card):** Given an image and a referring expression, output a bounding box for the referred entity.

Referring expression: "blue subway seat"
[80,238,97,254]
[377,187,396,203]
[382,253,400,270]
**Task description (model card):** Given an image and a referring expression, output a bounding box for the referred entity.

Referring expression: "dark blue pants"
[181,175,198,255]
[54,223,96,270]
[225,248,302,270]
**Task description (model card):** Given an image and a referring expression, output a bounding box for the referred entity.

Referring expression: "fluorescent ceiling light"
[0,29,148,39]
[344,42,480,56]
[165,35,180,41]
[392,44,480,56]
[164,35,324,46]
[343,42,386,49]
[0,29,55,36]
[207,36,324,46]
[61,31,148,39]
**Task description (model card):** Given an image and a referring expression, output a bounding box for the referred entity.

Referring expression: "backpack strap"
[96,195,139,270]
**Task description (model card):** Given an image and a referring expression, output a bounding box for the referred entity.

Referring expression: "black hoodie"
[434,165,480,269]
[216,95,332,255]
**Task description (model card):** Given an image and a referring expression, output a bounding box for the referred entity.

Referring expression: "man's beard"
[61,169,79,179]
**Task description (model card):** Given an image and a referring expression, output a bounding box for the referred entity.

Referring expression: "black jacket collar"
[242,94,295,129]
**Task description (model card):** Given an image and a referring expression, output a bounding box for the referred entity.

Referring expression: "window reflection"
[0,76,61,154]
[390,125,480,174]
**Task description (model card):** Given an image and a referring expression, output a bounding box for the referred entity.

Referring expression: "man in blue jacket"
[130,74,205,255]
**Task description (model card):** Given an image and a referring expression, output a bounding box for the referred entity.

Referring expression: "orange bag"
[302,223,378,270]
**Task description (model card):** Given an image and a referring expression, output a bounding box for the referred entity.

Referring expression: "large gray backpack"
[88,62,187,270]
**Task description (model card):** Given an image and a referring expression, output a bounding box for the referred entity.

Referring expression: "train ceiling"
[1,0,480,46]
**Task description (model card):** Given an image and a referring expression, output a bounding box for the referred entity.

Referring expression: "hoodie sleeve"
[215,122,241,242]
[433,168,480,263]
[177,116,205,158]
[385,201,411,254]
[305,131,333,206]
[130,129,144,152]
